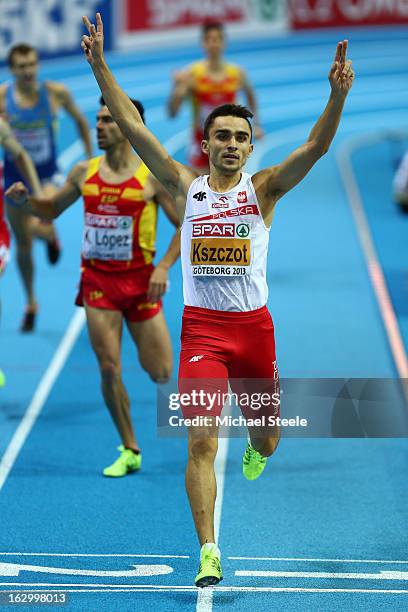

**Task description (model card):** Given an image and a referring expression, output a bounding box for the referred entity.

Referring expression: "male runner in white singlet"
[80,13,354,587]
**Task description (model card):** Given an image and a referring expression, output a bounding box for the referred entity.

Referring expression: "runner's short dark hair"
[202,21,224,37]
[7,43,37,67]
[99,96,145,124]
[203,104,253,140]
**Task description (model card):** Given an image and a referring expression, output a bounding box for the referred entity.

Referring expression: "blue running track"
[0,26,408,611]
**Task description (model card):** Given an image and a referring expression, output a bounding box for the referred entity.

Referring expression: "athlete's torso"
[190,61,241,131]
[181,173,270,312]
[81,156,158,273]
[3,81,58,186]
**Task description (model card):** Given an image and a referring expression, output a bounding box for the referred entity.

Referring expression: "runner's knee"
[144,357,172,383]
[149,367,171,384]
[188,436,218,463]
[99,358,121,384]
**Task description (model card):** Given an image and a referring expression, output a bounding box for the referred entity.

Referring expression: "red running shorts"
[75,264,162,322]
[178,305,280,419]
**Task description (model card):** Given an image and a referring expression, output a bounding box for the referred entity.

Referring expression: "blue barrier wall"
[0,0,112,65]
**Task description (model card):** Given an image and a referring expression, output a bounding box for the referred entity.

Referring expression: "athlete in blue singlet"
[0,43,92,331]
[4,82,59,189]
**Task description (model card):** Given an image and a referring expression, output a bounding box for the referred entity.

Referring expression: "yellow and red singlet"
[80,156,157,273]
[190,61,242,131]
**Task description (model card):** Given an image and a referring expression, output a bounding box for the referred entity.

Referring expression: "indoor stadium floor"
[0,26,407,611]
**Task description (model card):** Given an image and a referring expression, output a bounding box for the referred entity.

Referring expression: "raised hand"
[172,70,192,98]
[82,12,104,65]
[329,40,354,97]
[5,182,29,207]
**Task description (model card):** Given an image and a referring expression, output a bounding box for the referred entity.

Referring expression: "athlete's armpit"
[253,139,324,216]
[66,160,88,192]
[152,177,182,226]
[251,168,280,226]
[47,82,75,112]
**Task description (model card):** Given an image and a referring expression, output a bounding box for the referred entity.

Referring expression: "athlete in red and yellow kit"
[168,21,264,172]
[5,98,180,476]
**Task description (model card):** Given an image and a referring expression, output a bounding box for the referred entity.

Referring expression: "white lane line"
[196,587,213,610]
[2,554,407,563]
[194,115,406,611]
[0,553,189,558]
[196,403,232,612]
[58,137,91,169]
[163,129,189,157]
[259,91,408,125]
[0,138,86,489]
[0,127,185,494]
[230,556,408,563]
[0,585,407,594]
[235,570,408,580]
[0,561,172,577]
[0,309,85,492]
[336,133,408,388]
[35,38,408,94]
[66,52,408,99]
[249,114,408,389]
[247,109,408,175]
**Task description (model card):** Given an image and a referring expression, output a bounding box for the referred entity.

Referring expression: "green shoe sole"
[195,574,223,588]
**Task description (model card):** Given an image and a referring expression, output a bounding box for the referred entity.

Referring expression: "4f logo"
[193,192,206,202]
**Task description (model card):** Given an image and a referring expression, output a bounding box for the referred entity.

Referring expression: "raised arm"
[49,82,93,158]
[5,162,85,220]
[0,118,41,196]
[81,13,195,201]
[147,178,181,302]
[168,69,193,118]
[253,40,354,222]
[240,70,264,139]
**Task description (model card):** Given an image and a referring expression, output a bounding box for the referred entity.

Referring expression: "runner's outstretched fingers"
[329,40,354,95]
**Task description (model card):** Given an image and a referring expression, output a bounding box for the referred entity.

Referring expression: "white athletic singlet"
[181,173,270,311]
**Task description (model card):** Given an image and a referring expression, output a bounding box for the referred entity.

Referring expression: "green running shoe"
[195,547,223,588]
[242,442,267,480]
[103,445,141,477]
